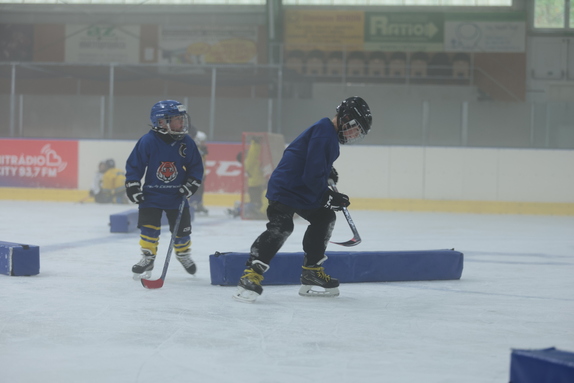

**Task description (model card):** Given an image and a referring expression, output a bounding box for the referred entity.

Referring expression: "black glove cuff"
[328,167,339,185]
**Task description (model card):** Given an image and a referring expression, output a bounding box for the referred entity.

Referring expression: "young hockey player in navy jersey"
[234,96,373,302]
[125,100,204,280]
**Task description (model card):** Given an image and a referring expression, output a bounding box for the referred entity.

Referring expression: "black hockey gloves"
[322,189,350,211]
[328,167,339,185]
[125,181,144,204]
[179,177,201,198]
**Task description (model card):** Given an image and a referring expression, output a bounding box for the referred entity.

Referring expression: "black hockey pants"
[249,200,336,267]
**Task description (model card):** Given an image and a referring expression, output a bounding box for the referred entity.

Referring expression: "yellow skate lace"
[302,266,331,282]
[243,269,264,284]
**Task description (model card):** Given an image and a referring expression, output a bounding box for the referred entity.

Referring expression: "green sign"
[364,13,444,51]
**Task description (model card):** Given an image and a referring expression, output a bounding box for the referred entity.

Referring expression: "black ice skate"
[176,251,197,275]
[132,250,155,280]
[226,201,241,218]
[299,257,340,297]
[233,260,269,303]
[195,204,209,215]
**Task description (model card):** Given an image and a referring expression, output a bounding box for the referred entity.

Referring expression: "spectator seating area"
[284,49,472,83]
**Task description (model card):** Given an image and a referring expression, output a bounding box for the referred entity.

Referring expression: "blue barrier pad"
[209,249,463,286]
[110,206,195,233]
[510,348,574,383]
[110,209,139,233]
[0,241,40,276]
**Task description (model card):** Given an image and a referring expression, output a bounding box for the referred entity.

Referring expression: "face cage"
[339,118,366,145]
[158,113,190,139]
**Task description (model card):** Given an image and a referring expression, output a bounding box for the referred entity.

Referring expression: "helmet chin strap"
[153,114,189,139]
[167,122,188,140]
[154,126,169,135]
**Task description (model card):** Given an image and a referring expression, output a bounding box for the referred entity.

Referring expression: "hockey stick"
[77,194,92,204]
[328,180,362,247]
[141,197,186,289]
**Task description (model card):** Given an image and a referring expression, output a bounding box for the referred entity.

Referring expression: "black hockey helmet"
[336,96,372,144]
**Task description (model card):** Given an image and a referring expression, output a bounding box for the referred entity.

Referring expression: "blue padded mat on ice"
[510,347,574,383]
[209,249,463,285]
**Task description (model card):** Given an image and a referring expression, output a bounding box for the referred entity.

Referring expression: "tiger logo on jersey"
[156,161,178,183]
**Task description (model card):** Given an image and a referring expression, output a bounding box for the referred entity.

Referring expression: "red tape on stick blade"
[141,278,165,289]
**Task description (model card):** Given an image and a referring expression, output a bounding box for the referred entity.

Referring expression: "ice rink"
[1,200,573,383]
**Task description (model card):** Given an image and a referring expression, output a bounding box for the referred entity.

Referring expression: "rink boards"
[209,249,463,286]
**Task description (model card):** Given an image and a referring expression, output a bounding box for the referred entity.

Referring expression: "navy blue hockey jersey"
[126,130,204,210]
[266,117,339,209]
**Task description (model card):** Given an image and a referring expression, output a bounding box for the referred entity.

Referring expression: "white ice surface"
[1,200,573,383]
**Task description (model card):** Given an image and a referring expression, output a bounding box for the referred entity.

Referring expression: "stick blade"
[141,278,165,289]
[330,237,361,247]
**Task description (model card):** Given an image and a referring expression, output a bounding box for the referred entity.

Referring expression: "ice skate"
[176,251,197,275]
[226,201,241,218]
[299,257,340,297]
[233,260,269,303]
[195,203,209,215]
[132,250,155,280]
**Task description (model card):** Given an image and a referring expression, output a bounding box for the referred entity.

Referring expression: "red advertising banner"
[0,139,79,188]
[203,142,242,193]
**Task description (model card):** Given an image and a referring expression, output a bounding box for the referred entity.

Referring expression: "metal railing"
[1,61,573,149]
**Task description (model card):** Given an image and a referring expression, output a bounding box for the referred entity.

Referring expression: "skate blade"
[233,287,260,303]
[298,285,340,298]
[132,271,152,281]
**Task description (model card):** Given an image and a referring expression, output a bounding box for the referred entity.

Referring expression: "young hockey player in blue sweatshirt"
[125,100,204,280]
[234,96,372,302]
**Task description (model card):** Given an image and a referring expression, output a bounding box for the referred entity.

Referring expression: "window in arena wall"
[534,0,572,29]
[0,0,512,4]
[282,0,512,4]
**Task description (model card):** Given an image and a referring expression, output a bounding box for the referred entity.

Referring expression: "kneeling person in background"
[91,159,128,204]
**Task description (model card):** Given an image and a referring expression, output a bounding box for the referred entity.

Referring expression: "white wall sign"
[444,21,525,52]
[159,25,258,66]
[65,25,140,63]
